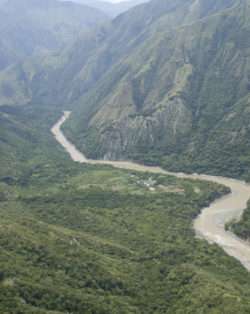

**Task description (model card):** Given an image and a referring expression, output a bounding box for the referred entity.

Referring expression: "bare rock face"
[92,95,193,160]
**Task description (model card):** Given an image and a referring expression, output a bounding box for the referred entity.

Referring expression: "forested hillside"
[1,105,250,313]
[1,0,250,180]
[1,0,250,312]
[64,0,250,181]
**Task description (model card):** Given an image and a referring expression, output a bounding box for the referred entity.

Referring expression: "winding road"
[52,111,250,271]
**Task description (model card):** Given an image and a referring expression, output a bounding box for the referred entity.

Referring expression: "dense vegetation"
[1,0,250,181]
[1,0,250,312]
[228,201,250,240]
[1,106,250,313]
[63,0,250,182]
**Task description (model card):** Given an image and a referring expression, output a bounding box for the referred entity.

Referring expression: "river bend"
[51,111,250,271]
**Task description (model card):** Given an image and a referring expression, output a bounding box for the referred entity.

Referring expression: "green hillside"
[8,0,248,181]
[62,0,250,181]
[2,106,250,313]
[2,1,250,310]
[1,0,231,106]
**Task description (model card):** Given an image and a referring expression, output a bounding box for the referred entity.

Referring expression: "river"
[51,111,250,271]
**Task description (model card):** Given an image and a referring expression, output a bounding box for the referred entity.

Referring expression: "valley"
[53,112,250,271]
[1,0,250,312]
[2,105,250,313]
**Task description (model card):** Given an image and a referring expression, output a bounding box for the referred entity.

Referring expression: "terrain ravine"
[51,111,250,271]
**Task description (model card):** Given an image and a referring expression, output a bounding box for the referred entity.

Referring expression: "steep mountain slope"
[0,0,236,105]
[3,1,250,312]
[0,0,108,71]
[0,0,193,106]
[60,0,149,17]
[1,0,250,181]
[64,0,250,179]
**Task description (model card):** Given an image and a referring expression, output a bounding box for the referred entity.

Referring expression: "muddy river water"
[52,111,250,271]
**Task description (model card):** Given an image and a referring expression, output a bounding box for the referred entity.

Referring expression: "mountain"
[1,0,250,181]
[3,1,250,313]
[0,0,108,71]
[60,0,149,18]
[0,0,236,105]
[63,0,250,179]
